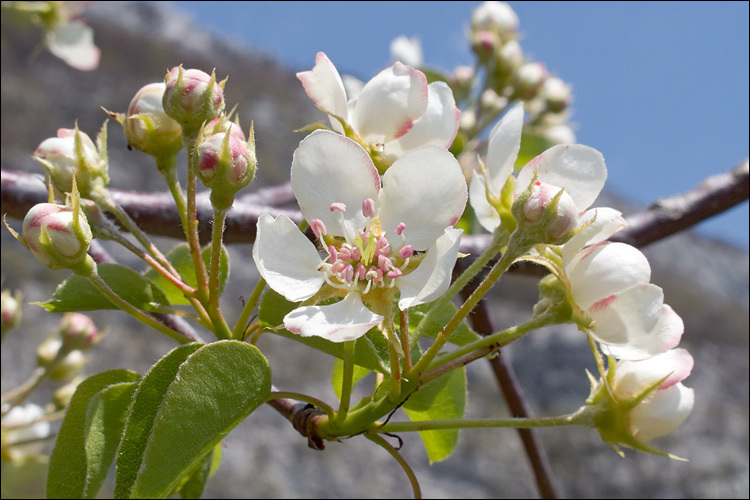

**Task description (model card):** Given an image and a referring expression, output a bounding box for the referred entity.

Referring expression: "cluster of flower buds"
[33,123,109,198]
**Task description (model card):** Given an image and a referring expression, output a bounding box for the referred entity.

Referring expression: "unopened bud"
[59,312,101,351]
[163,66,225,132]
[471,30,501,64]
[33,125,109,197]
[122,82,183,156]
[513,180,578,243]
[22,203,93,272]
[195,129,257,210]
[472,1,519,40]
[514,62,548,100]
[1,289,22,337]
[542,76,572,113]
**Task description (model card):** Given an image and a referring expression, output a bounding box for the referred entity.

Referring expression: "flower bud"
[493,39,524,82]
[33,125,109,197]
[22,203,93,272]
[471,30,501,64]
[514,181,579,242]
[122,82,183,156]
[195,129,257,210]
[204,115,246,141]
[589,350,695,456]
[1,289,22,338]
[541,76,572,114]
[514,62,548,101]
[58,312,101,351]
[53,377,83,410]
[36,336,86,379]
[472,1,519,40]
[163,66,226,132]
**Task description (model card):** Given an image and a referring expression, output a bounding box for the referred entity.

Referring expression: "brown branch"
[4,159,747,251]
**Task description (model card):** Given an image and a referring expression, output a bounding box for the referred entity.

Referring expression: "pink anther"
[328,245,338,262]
[362,198,376,218]
[338,247,352,261]
[310,218,327,238]
[395,222,406,235]
[329,202,347,212]
[399,245,413,259]
[387,268,403,279]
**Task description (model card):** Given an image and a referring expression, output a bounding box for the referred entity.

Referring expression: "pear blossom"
[41,1,100,71]
[297,52,460,165]
[563,236,685,360]
[597,348,695,448]
[1,403,51,461]
[469,102,607,234]
[253,130,466,342]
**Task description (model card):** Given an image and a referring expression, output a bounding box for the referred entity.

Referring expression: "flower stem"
[364,433,422,499]
[334,340,356,426]
[410,232,530,377]
[184,135,210,306]
[207,207,232,340]
[232,277,266,340]
[155,153,189,235]
[87,271,192,344]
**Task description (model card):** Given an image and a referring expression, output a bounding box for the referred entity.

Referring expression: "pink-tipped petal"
[587,283,665,347]
[296,52,348,121]
[351,62,428,145]
[284,293,383,342]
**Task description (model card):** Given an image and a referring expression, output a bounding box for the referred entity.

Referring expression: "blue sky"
[171,1,749,249]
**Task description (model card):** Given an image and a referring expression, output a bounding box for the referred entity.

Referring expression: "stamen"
[327,245,338,262]
[387,268,403,279]
[362,198,376,218]
[310,218,327,239]
[329,202,346,212]
[395,222,406,235]
[399,245,413,259]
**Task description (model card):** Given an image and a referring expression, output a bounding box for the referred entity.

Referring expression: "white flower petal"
[291,131,380,239]
[602,304,685,360]
[631,383,694,442]
[383,81,460,158]
[284,293,383,342]
[485,103,524,194]
[397,228,463,310]
[352,62,428,144]
[469,172,502,233]
[46,20,100,71]
[516,144,607,211]
[567,242,651,310]
[390,35,423,67]
[296,52,349,122]
[562,207,626,266]
[586,283,664,347]
[379,146,467,250]
[252,214,325,302]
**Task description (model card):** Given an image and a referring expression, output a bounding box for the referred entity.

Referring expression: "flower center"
[312,199,413,295]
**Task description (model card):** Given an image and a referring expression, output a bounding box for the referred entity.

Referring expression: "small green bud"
[21,202,94,273]
[58,312,101,351]
[512,179,578,244]
[163,66,226,133]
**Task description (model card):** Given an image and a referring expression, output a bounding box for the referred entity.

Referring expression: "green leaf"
[409,302,481,346]
[82,382,139,499]
[38,263,169,313]
[175,444,221,499]
[402,367,467,463]
[114,343,204,499]
[258,289,390,373]
[116,341,271,499]
[143,244,229,305]
[47,369,141,499]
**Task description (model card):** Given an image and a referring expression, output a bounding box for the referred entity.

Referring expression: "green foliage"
[115,341,271,499]
[37,263,169,312]
[403,367,467,463]
[409,302,482,346]
[143,244,229,305]
[47,369,141,499]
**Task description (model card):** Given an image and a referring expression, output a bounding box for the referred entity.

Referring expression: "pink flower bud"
[513,181,579,242]
[59,312,101,351]
[124,82,183,156]
[33,127,108,196]
[515,62,548,100]
[163,66,225,131]
[22,203,93,270]
[195,132,257,209]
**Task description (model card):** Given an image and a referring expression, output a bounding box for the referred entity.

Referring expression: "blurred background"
[1,2,748,498]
